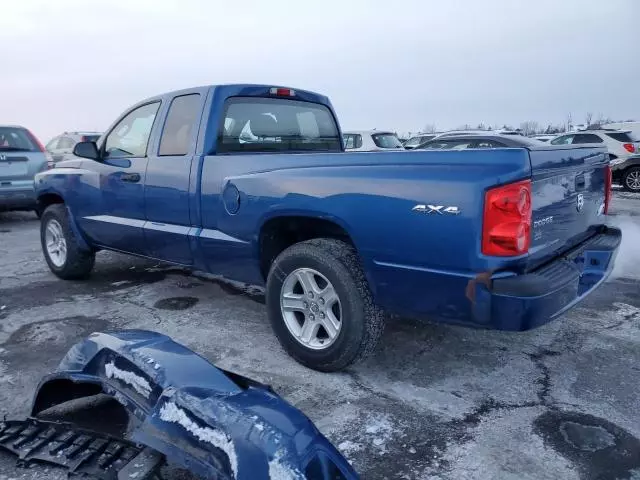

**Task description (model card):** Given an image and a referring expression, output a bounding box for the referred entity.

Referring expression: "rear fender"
[29,330,358,480]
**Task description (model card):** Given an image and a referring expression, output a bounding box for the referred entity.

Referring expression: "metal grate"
[0,418,163,479]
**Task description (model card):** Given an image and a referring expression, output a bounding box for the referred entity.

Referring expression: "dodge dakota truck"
[35,84,621,372]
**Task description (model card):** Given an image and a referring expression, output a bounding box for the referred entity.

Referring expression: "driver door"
[78,101,160,254]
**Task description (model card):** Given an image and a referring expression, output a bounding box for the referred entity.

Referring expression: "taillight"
[604,165,612,214]
[482,179,532,256]
[269,87,296,97]
[623,143,635,153]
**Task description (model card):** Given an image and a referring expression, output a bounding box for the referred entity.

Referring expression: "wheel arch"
[257,211,359,281]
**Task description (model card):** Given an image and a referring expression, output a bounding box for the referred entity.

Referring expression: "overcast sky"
[2,0,639,141]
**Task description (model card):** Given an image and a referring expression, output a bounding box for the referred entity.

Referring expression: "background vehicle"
[0,125,50,215]
[403,133,438,149]
[46,131,102,163]
[343,130,404,151]
[35,84,619,373]
[550,129,639,191]
[417,133,544,150]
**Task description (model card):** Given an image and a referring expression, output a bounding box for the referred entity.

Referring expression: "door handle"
[121,173,141,183]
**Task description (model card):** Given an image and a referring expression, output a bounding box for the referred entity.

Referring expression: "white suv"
[343,131,404,152]
[550,129,640,191]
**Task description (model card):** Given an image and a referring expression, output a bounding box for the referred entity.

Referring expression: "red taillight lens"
[604,165,612,214]
[269,87,295,97]
[623,143,635,153]
[482,179,532,256]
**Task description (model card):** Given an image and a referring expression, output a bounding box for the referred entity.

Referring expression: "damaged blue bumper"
[30,330,357,480]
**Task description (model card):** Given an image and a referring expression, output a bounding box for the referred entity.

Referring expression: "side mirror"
[73,141,100,160]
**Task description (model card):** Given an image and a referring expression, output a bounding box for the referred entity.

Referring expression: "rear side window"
[372,133,402,148]
[218,97,341,153]
[343,134,362,149]
[572,134,604,144]
[0,127,38,152]
[605,132,635,142]
[159,94,201,156]
[81,135,101,143]
[421,139,473,150]
[471,140,507,148]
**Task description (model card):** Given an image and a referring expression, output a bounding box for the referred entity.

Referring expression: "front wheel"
[622,166,640,192]
[40,204,95,280]
[266,238,385,372]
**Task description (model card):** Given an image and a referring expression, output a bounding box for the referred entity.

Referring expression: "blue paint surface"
[31,330,358,480]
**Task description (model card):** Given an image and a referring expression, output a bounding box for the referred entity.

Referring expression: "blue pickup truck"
[35,84,621,372]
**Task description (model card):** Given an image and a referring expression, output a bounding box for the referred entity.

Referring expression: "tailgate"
[0,152,46,182]
[527,146,609,270]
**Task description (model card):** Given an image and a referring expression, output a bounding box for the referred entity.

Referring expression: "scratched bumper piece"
[27,330,358,480]
[0,418,163,479]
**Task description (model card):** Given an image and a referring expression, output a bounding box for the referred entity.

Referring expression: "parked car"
[417,134,544,150]
[403,133,438,149]
[550,129,639,191]
[0,125,50,215]
[343,130,404,151]
[46,131,102,164]
[35,83,620,372]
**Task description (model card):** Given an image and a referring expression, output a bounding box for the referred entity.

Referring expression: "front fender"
[30,330,358,480]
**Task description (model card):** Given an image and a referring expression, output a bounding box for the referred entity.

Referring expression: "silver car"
[45,131,102,163]
[0,125,50,215]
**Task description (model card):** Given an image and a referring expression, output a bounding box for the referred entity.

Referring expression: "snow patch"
[159,402,238,478]
[268,451,304,480]
[105,362,152,398]
[609,215,640,280]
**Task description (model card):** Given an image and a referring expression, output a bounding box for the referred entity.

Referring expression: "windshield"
[372,133,403,149]
[0,127,38,151]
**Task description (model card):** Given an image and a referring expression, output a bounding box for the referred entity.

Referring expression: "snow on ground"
[0,191,639,479]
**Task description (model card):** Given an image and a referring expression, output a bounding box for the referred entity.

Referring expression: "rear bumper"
[0,184,36,210]
[472,227,622,330]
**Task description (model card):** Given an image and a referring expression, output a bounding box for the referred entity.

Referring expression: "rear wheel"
[266,238,385,372]
[40,204,95,279]
[622,167,640,192]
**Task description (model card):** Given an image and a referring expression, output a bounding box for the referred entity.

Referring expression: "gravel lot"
[0,192,639,480]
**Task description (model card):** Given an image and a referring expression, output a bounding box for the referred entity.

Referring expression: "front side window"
[105,102,160,158]
[45,136,60,151]
[372,133,403,149]
[550,135,574,145]
[218,97,341,153]
[159,94,201,156]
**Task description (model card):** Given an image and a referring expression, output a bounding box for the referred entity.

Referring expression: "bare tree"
[593,113,613,127]
[519,121,540,136]
[566,112,573,132]
[456,124,473,131]
[585,112,593,126]
[422,123,437,133]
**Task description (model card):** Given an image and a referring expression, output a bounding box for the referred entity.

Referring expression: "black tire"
[40,204,95,280]
[266,238,385,372]
[622,166,640,192]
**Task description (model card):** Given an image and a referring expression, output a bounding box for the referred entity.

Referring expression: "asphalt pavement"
[0,192,639,480]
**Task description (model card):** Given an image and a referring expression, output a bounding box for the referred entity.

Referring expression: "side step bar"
[0,418,164,479]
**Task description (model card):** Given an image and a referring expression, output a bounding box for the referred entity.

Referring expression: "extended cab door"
[143,91,206,265]
[77,101,161,253]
